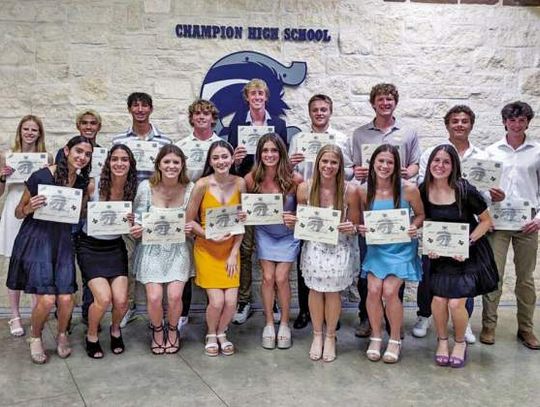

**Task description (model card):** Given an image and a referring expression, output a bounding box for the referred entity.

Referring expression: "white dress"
[133,180,194,284]
[0,183,25,257]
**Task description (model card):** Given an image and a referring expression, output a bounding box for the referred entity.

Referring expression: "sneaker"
[232,302,252,325]
[273,302,281,324]
[120,307,137,329]
[177,316,189,331]
[464,323,476,344]
[354,319,372,338]
[412,316,431,338]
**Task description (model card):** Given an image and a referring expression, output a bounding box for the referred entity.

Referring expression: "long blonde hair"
[12,115,46,152]
[309,144,345,211]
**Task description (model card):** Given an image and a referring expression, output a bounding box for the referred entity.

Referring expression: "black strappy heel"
[151,324,166,355]
[86,337,104,359]
[165,323,181,354]
[110,326,125,355]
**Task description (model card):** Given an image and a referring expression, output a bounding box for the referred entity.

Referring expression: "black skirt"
[76,233,128,281]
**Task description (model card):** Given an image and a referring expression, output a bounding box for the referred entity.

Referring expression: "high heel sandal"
[322,333,337,362]
[309,331,323,361]
[366,337,383,362]
[28,336,47,364]
[8,317,25,337]
[86,337,104,359]
[150,324,166,355]
[165,323,180,354]
[382,339,402,364]
[450,339,468,368]
[434,337,450,367]
[56,332,72,359]
[110,326,125,355]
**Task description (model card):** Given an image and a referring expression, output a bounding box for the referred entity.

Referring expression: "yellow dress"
[194,184,241,289]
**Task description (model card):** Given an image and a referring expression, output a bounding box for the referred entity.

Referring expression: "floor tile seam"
[2,390,84,406]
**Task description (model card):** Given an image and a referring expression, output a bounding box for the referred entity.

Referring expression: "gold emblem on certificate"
[361,144,403,167]
[238,126,274,154]
[124,140,161,171]
[5,152,48,183]
[142,208,186,245]
[33,184,83,224]
[422,221,470,259]
[296,133,336,162]
[242,193,283,226]
[90,148,108,178]
[294,205,341,245]
[461,159,502,191]
[87,201,132,236]
[205,205,245,239]
[176,138,211,171]
[490,199,532,231]
[364,208,411,245]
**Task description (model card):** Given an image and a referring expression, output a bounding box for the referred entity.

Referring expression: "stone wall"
[0,0,539,310]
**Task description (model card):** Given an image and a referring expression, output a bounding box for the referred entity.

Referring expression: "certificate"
[238,126,274,154]
[124,140,161,171]
[422,221,469,259]
[87,201,132,236]
[142,208,186,245]
[296,132,336,162]
[364,208,411,245]
[461,159,502,191]
[5,152,48,183]
[176,137,212,171]
[205,205,245,239]
[33,185,83,224]
[294,205,341,245]
[490,199,532,231]
[361,144,403,167]
[242,193,283,226]
[90,147,108,178]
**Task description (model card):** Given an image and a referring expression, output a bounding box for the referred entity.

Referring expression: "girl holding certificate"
[245,134,302,350]
[130,144,195,355]
[6,135,93,364]
[77,144,137,358]
[187,140,246,357]
[358,144,424,364]
[295,144,360,362]
[420,144,498,368]
[0,115,50,337]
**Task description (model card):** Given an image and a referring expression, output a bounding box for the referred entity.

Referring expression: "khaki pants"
[238,226,254,304]
[482,230,538,332]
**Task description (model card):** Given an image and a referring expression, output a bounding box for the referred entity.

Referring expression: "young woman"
[245,134,302,349]
[0,115,50,337]
[76,144,137,358]
[131,144,195,355]
[187,140,246,356]
[6,136,93,364]
[358,144,425,364]
[295,144,360,362]
[420,144,498,368]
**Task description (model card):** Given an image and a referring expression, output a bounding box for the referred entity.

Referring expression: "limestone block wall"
[0,0,539,310]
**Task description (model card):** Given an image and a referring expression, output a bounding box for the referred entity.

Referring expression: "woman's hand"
[427,251,440,260]
[210,233,232,243]
[357,224,367,237]
[184,220,195,237]
[283,211,297,229]
[126,212,135,226]
[289,152,304,167]
[237,209,247,223]
[452,255,465,262]
[0,166,14,179]
[226,252,239,278]
[130,224,143,239]
[338,220,356,235]
[407,224,418,238]
[28,194,47,212]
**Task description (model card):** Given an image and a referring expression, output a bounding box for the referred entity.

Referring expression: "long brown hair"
[99,144,138,201]
[12,115,46,153]
[309,144,345,211]
[149,144,189,186]
[250,133,293,195]
[366,144,401,210]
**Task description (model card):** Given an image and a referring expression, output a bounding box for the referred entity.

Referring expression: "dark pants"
[181,279,192,317]
[296,241,309,313]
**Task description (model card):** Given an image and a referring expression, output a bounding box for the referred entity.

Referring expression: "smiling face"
[503,115,529,138]
[20,120,41,147]
[210,146,233,174]
[65,142,93,171]
[246,88,268,112]
[159,152,183,180]
[129,100,153,124]
[191,108,213,132]
[76,114,101,141]
[372,93,397,118]
[109,148,131,178]
[260,140,279,168]
[318,151,340,180]
[309,100,332,131]
[429,149,453,180]
[373,151,395,180]
[446,112,473,143]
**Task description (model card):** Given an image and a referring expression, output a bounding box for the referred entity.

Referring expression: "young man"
[414,105,505,343]
[289,94,353,328]
[113,92,171,328]
[350,83,421,337]
[227,79,288,324]
[482,101,540,350]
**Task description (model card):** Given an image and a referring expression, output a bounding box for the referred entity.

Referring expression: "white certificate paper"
[296,132,336,162]
[242,193,283,226]
[238,126,274,154]
[461,159,502,191]
[361,144,403,167]
[90,148,108,178]
[294,205,341,245]
[33,185,83,224]
[142,208,186,245]
[490,199,532,231]
[87,201,132,236]
[5,152,48,183]
[176,137,212,171]
[124,140,161,171]
[364,208,411,245]
[422,221,470,259]
[205,205,245,239]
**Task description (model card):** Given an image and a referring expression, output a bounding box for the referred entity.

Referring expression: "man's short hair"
[243,79,269,101]
[188,99,219,128]
[75,109,102,126]
[127,92,153,108]
[501,101,534,122]
[308,94,333,113]
[369,83,399,105]
[444,105,476,127]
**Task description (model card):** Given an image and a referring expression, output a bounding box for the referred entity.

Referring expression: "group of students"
[1,80,539,369]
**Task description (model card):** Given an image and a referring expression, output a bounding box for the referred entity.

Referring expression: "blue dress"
[255,194,300,262]
[362,196,422,282]
[6,167,87,295]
